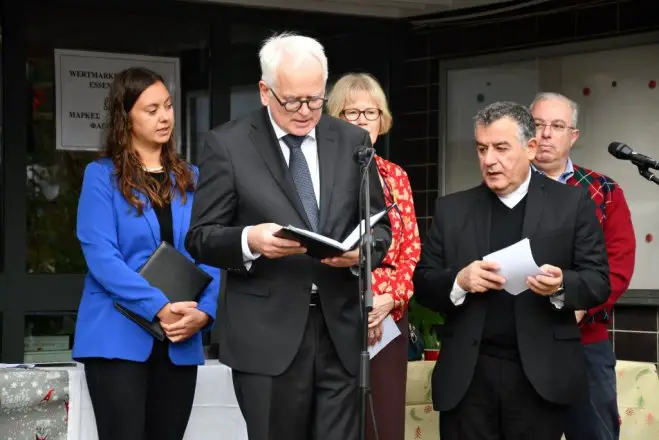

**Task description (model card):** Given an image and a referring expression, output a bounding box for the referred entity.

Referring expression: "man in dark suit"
[185,32,391,440]
[413,101,610,440]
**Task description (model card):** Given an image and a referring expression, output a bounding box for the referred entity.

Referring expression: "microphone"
[608,142,659,170]
[353,146,375,166]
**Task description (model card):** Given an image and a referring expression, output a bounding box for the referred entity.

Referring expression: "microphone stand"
[635,163,659,185]
[356,147,376,440]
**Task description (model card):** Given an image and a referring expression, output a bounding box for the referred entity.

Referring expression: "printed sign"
[54,49,180,151]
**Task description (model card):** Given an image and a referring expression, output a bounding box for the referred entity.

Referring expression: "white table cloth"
[53,360,247,440]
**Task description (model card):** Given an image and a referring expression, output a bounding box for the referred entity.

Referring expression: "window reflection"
[28,57,92,273]
[230,85,261,120]
[0,25,3,272]
[24,313,76,363]
[186,90,210,164]
[25,12,210,273]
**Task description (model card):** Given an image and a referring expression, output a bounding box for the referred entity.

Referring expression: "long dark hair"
[103,66,194,215]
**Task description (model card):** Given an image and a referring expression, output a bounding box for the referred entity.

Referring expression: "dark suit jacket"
[185,108,392,376]
[413,171,610,411]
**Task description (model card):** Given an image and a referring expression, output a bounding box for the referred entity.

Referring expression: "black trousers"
[84,339,198,440]
[440,353,567,440]
[232,306,358,440]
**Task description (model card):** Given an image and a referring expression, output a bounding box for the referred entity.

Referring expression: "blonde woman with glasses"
[327,73,421,440]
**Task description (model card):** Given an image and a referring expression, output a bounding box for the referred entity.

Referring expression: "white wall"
[445,61,540,194]
[443,43,659,289]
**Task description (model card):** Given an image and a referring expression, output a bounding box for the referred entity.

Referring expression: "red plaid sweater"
[567,164,636,345]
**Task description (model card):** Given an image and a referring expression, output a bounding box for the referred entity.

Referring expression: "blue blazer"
[72,158,220,366]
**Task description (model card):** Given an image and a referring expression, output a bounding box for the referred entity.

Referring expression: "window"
[24,313,76,363]
[28,55,96,273]
[230,85,261,119]
[0,23,4,273]
[26,10,210,273]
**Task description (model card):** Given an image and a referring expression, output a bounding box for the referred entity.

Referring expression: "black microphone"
[353,146,375,166]
[608,142,659,170]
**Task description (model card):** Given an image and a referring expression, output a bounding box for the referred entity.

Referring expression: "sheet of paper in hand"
[274,206,393,260]
[483,238,544,295]
[368,315,402,359]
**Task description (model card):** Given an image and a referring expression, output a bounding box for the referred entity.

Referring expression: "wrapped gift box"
[0,367,69,440]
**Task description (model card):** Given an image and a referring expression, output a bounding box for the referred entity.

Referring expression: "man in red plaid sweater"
[530,92,636,440]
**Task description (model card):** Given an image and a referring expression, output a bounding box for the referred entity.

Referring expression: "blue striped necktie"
[282,134,319,232]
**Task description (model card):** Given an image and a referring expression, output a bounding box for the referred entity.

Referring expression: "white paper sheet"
[0,363,35,368]
[483,238,544,295]
[368,315,401,359]
[341,208,391,249]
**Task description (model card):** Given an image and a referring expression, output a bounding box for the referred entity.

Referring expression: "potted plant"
[408,297,444,361]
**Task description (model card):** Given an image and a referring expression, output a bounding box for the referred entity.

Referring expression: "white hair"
[259,32,328,89]
[530,92,579,127]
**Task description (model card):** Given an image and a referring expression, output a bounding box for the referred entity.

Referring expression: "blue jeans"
[565,339,620,440]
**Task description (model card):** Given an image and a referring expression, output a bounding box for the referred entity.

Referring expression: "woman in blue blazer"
[72,67,220,440]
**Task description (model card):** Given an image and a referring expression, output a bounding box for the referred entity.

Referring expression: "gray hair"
[259,32,328,89]
[474,101,536,145]
[530,92,579,127]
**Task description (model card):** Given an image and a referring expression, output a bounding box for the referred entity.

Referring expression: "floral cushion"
[405,360,659,440]
[616,361,659,439]
[405,361,437,439]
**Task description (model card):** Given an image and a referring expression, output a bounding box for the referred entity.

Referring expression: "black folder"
[114,241,213,341]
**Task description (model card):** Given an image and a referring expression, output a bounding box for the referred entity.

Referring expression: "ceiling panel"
[186,0,513,18]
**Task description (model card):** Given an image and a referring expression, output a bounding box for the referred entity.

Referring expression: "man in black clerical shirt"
[413,101,610,440]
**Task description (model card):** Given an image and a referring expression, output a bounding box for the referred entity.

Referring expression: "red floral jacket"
[372,155,421,322]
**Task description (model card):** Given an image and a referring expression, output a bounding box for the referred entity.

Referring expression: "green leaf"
[408,297,444,348]
[409,407,423,421]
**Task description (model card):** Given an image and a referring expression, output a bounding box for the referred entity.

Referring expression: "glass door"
[17,3,211,363]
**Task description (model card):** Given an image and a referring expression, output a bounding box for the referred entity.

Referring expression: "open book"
[274,206,394,260]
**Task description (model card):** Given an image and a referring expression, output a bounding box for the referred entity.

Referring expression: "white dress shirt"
[449,169,564,309]
[240,108,320,271]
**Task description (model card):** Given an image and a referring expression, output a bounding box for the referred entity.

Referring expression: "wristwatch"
[550,283,565,297]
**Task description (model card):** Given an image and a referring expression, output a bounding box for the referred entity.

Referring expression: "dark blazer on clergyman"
[185,107,392,377]
[413,171,610,412]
